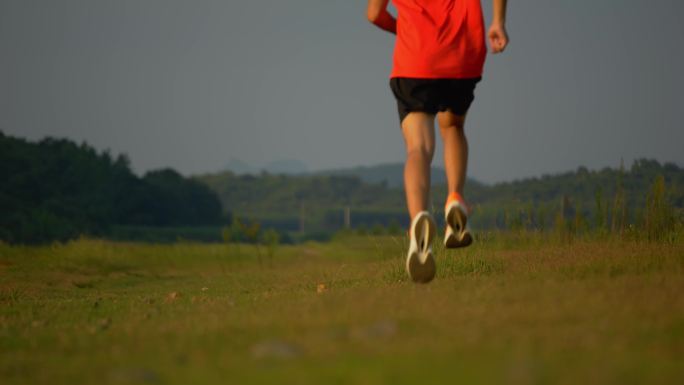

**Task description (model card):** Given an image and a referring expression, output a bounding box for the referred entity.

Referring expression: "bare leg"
[401,112,436,220]
[437,111,468,196]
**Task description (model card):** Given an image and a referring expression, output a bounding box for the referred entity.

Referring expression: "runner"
[367,0,509,283]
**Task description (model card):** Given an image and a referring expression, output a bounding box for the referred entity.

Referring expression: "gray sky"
[1,0,683,183]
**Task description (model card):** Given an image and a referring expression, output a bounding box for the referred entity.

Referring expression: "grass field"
[1,233,683,384]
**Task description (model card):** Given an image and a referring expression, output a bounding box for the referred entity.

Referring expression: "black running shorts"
[389,77,481,124]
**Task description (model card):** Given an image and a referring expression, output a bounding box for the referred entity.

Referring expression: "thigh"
[437,110,466,132]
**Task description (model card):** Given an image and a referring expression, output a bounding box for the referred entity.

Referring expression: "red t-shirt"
[390,0,487,79]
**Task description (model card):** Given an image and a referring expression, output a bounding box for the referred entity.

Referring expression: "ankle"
[446,192,469,212]
[446,191,465,203]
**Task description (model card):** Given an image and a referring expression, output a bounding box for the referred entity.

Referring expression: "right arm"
[367,0,396,34]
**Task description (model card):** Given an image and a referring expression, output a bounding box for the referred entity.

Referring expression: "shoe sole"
[444,203,472,249]
[406,214,436,283]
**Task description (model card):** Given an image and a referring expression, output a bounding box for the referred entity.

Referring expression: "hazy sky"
[1,0,683,183]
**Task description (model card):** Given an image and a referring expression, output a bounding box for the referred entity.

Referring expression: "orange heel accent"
[445,192,469,213]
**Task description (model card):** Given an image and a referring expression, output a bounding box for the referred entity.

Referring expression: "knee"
[406,142,435,161]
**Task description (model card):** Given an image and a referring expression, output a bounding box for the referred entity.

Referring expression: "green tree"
[262,229,281,265]
[644,175,676,242]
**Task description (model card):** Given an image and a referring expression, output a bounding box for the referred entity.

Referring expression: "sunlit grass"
[1,233,683,384]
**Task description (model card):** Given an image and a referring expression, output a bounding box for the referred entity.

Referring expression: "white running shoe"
[444,192,473,249]
[406,211,437,283]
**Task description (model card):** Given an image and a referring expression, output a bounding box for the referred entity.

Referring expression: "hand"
[488,23,509,54]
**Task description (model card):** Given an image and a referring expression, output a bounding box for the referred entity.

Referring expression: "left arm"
[367,0,396,34]
[488,0,509,53]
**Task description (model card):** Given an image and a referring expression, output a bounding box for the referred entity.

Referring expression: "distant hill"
[262,158,308,174]
[222,158,308,175]
[221,160,482,188]
[313,163,438,188]
[223,157,254,175]
[312,162,489,189]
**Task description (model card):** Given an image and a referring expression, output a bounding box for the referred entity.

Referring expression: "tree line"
[2,130,682,244]
[199,159,684,235]
[0,132,224,243]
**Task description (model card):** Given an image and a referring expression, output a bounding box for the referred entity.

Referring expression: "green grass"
[1,234,683,385]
